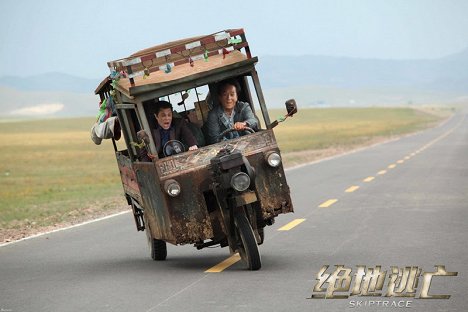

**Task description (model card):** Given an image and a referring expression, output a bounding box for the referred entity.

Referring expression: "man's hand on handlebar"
[233,121,248,131]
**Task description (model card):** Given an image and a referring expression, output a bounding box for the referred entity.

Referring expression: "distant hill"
[1,49,468,118]
[0,72,100,93]
[0,86,98,119]
[257,48,468,92]
[257,48,468,107]
[0,73,101,119]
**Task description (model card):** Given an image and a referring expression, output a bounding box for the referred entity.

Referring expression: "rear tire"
[145,221,167,261]
[234,212,261,270]
[150,238,167,261]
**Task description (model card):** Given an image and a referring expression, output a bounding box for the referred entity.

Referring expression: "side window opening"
[119,107,142,160]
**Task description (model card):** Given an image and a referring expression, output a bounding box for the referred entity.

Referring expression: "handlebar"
[218,127,255,140]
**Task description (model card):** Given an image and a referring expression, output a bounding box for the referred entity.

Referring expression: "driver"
[205,79,258,144]
[139,100,198,160]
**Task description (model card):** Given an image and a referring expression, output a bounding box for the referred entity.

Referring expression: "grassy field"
[0,118,126,240]
[271,107,448,166]
[0,107,447,241]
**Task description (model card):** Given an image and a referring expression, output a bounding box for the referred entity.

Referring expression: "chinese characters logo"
[310,265,457,299]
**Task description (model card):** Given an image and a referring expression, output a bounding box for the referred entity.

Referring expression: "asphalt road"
[1,110,467,312]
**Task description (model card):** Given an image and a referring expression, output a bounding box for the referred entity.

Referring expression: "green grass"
[0,108,447,237]
[0,117,125,232]
[270,107,444,152]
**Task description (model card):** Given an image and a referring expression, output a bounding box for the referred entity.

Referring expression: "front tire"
[234,212,261,270]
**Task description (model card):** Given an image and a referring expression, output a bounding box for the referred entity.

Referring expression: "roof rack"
[107,29,251,88]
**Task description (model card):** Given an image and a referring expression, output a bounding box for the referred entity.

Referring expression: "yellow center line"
[388,164,396,169]
[397,160,404,164]
[278,218,306,231]
[411,153,416,156]
[363,176,375,182]
[404,156,410,160]
[345,186,360,193]
[205,253,241,273]
[377,170,387,175]
[319,199,338,208]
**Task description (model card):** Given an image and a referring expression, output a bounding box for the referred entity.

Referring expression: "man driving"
[205,79,258,144]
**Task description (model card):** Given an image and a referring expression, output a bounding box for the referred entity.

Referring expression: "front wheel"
[234,212,261,270]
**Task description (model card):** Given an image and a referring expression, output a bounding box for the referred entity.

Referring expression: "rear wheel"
[234,212,261,270]
[150,238,167,261]
[146,222,167,261]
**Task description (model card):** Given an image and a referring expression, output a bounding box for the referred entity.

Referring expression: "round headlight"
[230,172,250,192]
[164,179,181,197]
[266,152,282,167]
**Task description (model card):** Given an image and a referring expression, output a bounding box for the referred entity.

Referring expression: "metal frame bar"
[250,69,271,128]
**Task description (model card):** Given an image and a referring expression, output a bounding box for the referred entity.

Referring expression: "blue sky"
[1,0,468,79]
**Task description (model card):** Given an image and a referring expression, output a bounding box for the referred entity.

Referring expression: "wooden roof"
[117,50,248,94]
[96,29,253,96]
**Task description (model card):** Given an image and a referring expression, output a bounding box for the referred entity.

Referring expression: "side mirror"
[268,99,298,129]
[178,92,190,108]
[285,99,297,116]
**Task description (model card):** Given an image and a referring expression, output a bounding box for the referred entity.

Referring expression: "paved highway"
[1,110,467,312]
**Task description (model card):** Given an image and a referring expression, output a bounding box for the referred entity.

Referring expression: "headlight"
[164,179,181,197]
[266,152,282,167]
[230,172,250,192]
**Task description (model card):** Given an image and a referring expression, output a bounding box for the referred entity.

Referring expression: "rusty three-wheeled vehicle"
[94,29,297,270]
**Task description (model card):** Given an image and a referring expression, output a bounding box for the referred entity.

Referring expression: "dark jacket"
[205,101,258,144]
[140,118,198,160]
[137,118,197,161]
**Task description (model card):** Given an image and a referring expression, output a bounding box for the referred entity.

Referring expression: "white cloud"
[9,103,64,116]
